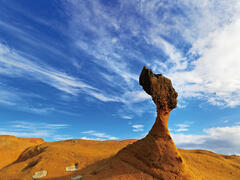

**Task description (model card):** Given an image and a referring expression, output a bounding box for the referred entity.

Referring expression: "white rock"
[71,175,83,180]
[66,165,78,172]
[32,170,47,179]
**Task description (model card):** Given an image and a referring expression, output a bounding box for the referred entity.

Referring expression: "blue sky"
[1,0,240,155]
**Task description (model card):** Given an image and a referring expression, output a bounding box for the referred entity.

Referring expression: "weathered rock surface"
[139,66,178,113]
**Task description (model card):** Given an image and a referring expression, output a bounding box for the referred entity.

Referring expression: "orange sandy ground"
[0,135,239,180]
[0,135,44,169]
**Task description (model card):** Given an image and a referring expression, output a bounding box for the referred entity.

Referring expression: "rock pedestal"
[114,66,192,179]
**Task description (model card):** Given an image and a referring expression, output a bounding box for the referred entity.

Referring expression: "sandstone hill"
[0,67,240,179]
[0,135,44,169]
[0,138,240,179]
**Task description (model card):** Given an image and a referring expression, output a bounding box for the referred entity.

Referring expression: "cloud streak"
[0,121,71,141]
[132,124,144,132]
[81,130,118,140]
[174,124,190,132]
[0,43,123,104]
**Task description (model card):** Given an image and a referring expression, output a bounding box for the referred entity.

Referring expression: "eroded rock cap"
[139,66,178,112]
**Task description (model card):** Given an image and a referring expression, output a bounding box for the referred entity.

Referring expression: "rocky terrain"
[0,67,240,179]
[0,136,240,179]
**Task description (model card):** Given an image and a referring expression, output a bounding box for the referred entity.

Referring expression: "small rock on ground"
[32,170,47,179]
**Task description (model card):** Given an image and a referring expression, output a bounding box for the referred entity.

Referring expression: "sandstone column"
[114,66,192,179]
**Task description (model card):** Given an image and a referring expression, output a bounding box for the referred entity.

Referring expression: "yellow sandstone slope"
[0,135,44,170]
[0,138,239,180]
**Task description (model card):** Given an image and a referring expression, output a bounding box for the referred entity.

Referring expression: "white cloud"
[81,130,118,140]
[0,121,70,140]
[175,124,190,132]
[11,121,69,130]
[166,18,240,107]
[172,134,205,145]
[132,124,144,132]
[52,135,74,141]
[147,35,187,72]
[0,121,69,140]
[0,130,51,138]
[80,136,92,140]
[122,115,133,120]
[80,136,112,141]
[223,120,229,123]
[87,91,121,102]
[122,91,151,104]
[0,88,19,106]
[172,125,240,155]
[23,107,55,114]
[170,123,192,133]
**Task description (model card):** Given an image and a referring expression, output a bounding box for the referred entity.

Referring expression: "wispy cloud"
[121,91,151,104]
[63,0,153,115]
[81,130,118,140]
[52,135,74,141]
[0,83,56,113]
[0,19,68,60]
[11,121,69,130]
[175,124,190,132]
[0,43,123,104]
[0,87,19,106]
[122,115,133,120]
[132,124,144,132]
[0,121,70,140]
[0,43,93,93]
[0,130,51,138]
[0,39,151,117]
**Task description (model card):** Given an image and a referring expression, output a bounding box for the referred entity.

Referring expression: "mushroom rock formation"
[85,66,193,180]
[139,66,178,137]
[112,66,193,179]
